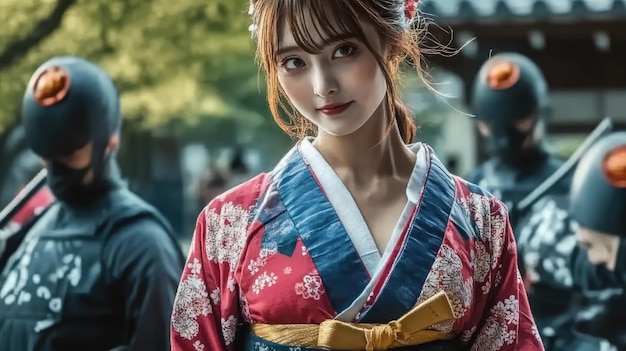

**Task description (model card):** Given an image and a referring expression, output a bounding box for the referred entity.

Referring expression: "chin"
[319,119,370,138]
[320,125,364,138]
[606,262,616,271]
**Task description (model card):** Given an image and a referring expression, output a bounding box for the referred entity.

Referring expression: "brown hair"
[251,0,434,144]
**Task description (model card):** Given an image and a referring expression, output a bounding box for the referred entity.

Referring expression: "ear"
[106,134,120,155]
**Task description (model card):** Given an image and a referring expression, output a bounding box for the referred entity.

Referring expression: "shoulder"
[426,149,506,222]
[99,188,172,234]
[197,173,271,237]
[107,187,160,213]
[453,174,497,200]
[102,215,184,278]
[451,175,510,238]
[201,173,270,220]
[212,173,270,206]
[106,217,177,254]
[448,176,515,269]
[194,173,271,268]
[101,188,182,257]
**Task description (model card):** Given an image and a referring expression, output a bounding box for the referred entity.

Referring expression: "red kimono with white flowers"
[171,140,544,351]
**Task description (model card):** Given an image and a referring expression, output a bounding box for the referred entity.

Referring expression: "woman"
[171,1,543,350]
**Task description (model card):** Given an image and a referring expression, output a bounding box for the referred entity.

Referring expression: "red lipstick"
[318,102,353,116]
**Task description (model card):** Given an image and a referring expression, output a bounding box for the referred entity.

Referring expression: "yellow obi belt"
[249,291,461,351]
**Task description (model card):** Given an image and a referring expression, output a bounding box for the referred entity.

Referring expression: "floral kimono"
[171,139,544,351]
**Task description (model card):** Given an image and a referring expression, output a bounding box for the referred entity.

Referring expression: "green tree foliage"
[0,0,272,140]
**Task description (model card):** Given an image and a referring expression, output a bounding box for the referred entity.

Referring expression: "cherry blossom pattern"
[295,273,326,301]
[252,272,278,295]
[472,242,492,295]
[221,315,238,346]
[205,202,251,291]
[171,258,213,340]
[472,296,520,351]
[416,244,472,332]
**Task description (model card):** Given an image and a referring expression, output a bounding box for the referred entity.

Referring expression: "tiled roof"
[420,0,626,23]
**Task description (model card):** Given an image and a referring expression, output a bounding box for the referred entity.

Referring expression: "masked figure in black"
[570,132,626,350]
[0,56,185,351]
[466,52,616,351]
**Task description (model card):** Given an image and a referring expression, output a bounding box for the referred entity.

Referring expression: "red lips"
[318,102,353,116]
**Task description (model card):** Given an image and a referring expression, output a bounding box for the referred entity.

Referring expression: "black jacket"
[0,183,185,351]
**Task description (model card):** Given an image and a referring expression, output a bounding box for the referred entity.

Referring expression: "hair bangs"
[278,0,368,55]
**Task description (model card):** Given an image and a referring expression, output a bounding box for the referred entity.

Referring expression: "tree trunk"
[0,0,77,72]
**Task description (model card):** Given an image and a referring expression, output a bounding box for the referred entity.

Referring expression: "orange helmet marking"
[486,60,520,90]
[33,66,70,106]
[603,145,626,188]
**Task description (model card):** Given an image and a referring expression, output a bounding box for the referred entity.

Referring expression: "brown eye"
[333,45,356,58]
[282,58,305,70]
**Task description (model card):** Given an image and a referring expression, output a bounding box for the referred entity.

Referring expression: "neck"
[499,145,547,170]
[92,158,124,190]
[312,105,416,184]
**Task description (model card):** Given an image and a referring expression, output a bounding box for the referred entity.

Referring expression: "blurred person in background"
[466,52,618,351]
[223,146,253,190]
[570,131,626,350]
[196,167,227,209]
[0,56,185,351]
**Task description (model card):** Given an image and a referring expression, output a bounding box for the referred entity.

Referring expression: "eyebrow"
[276,33,356,57]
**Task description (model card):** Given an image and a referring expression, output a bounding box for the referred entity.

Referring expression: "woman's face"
[275,15,387,137]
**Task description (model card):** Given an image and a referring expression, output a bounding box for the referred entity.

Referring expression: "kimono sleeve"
[171,202,245,351]
[471,198,545,351]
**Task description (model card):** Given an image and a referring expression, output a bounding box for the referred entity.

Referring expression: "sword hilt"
[0,168,48,228]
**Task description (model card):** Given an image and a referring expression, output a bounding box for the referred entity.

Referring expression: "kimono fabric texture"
[171,139,543,351]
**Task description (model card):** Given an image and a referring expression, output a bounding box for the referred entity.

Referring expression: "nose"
[312,64,338,98]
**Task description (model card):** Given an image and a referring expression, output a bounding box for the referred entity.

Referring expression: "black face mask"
[615,238,626,287]
[46,161,93,205]
[487,119,540,167]
[488,127,532,159]
[46,141,111,205]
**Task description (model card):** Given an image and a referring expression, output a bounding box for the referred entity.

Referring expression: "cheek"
[346,58,385,96]
[278,75,311,108]
[587,246,609,264]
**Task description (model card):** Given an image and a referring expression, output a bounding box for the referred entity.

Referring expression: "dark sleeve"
[103,217,185,351]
